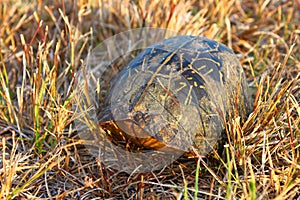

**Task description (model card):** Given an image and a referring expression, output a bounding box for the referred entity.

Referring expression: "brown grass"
[0,0,299,199]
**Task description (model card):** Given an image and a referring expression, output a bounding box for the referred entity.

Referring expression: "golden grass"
[0,0,299,199]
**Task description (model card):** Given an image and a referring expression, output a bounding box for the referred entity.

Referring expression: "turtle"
[97,35,252,156]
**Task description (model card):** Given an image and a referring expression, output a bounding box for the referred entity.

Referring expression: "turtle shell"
[98,35,251,156]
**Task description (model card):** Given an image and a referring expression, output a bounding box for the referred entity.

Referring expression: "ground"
[0,0,299,199]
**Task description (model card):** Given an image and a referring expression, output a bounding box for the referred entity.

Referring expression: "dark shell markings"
[97,35,251,157]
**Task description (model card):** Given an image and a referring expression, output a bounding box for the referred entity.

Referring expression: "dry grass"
[0,0,299,199]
